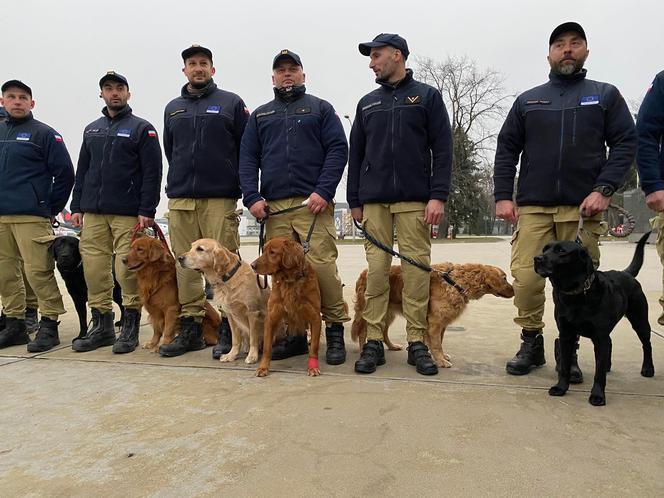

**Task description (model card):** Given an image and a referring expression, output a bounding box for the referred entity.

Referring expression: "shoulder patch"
[256,110,276,118]
[362,101,381,112]
[54,134,63,142]
[404,95,421,105]
[169,109,186,117]
[148,130,157,137]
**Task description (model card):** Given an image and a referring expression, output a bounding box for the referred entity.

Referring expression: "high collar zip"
[181,79,217,100]
[6,112,34,125]
[548,68,587,87]
[376,68,414,91]
[273,84,307,104]
[102,105,132,121]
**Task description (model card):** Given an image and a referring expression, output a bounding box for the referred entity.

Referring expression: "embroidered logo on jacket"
[148,130,157,137]
[16,132,31,141]
[525,100,551,105]
[169,109,186,117]
[256,110,276,118]
[295,107,311,114]
[54,135,63,142]
[405,95,421,104]
[362,101,381,112]
[580,95,600,106]
[206,105,221,114]
[117,129,131,137]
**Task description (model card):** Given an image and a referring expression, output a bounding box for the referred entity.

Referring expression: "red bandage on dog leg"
[308,358,319,370]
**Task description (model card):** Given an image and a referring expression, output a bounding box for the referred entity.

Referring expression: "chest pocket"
[291,107,320,150]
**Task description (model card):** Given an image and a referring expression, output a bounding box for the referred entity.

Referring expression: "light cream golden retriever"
[179,238,271,364]
[351,263,514,368]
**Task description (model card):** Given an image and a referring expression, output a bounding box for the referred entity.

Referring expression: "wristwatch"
[592,185,615,197]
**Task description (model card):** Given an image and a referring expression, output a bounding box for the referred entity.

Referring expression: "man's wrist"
[592,185,615,197]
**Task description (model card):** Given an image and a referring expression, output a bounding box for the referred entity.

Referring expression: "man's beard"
[190,80,210,89]
[551,57,585,76]
[107,102,126,111]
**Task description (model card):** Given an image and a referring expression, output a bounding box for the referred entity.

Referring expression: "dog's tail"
[624,231,652,277]
[350,269,368,343]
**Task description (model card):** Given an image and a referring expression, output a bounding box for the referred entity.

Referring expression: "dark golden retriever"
[179,238,272,364]
[251,237,322,377]
[351,263,514,367]
[123,237,219,352]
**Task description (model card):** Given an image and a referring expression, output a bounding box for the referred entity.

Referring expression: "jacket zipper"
[556,105,565,199]
[191,100,199,196]
[391,90,397,194]
[571,108,577,146]
[285,104,293,189]
[99,118,111,212]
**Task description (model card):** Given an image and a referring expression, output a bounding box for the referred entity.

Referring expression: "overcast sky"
[2,0,662,216]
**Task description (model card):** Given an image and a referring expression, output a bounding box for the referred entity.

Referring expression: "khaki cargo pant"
[168,198,240,318]
[511,206,603,332]
[79,213,141,312]
[0,215,65,319]
[265,197,349,325]
[649,213,664,325]
[1,264,38,311]
[362,202,431,342]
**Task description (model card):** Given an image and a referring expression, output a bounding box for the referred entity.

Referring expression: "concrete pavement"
[1,238,663,497]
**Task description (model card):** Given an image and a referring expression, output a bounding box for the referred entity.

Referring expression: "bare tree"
[416,55,511,235]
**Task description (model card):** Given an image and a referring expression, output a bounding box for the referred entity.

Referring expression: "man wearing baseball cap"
[240,49,350,365]
[161,45,249,358]
[348,33,453,376]
[0,80,75,352]
[70,71,163,354]
[493,22,636,381]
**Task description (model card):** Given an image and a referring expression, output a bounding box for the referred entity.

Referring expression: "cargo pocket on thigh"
[222,209,242,250]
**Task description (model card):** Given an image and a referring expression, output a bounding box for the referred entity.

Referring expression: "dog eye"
[554,246,565,253]
[196,246,204,252]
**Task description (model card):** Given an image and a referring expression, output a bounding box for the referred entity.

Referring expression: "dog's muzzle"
[533,255,552,277]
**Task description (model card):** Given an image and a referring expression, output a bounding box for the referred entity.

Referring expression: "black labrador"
[534,231,655,406]
[49,236,124,341]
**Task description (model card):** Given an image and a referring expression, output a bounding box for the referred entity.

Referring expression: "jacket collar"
[102,105,132,121]
[6,112,34,125]
[273,84,307,104]
[548,68,587,87]
[181,79,217,99]
[376,68,414,90]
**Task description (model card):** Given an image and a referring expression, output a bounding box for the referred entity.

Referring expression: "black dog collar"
[561,272,595,295]
[221,258,242,282]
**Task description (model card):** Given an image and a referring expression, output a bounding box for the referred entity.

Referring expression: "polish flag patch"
[148,130,157,137]
[54,134,63,142]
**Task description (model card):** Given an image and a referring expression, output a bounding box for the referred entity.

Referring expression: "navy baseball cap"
[272,49,303,69]
[359,33,409,59]
[1,79,32,96]
[181,44,213,62]
[99,71,129,89]
[549,22,587,46]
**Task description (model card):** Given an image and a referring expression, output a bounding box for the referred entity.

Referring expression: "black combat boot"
[271,335,309,360]
[354,340,385,374]
[506,329,546,375]
[159,317,206,357]
[211,317,232,359]
[113,308,141,354]
[72,309,115,352]
[25,307,39,334]
[407,341,439,375]
[27,317,60,352]
[325,322,346,365]
[554,337,583,384]
[0,317,29,348]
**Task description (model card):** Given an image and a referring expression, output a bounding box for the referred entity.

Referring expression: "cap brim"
[358,41,389,56]
[182,48,213,61]
[1,80,32,96]
[272,54,302,68]
[99,76,128,88]
[549,22,586,45]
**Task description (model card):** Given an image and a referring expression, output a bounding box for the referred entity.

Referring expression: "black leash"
[256,204,317,289]
[353,219,466,295]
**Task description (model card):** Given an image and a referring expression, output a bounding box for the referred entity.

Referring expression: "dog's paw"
[245,352,259,364]
[387,343,403,351]
[143,342,157,351]
[641,366,655,378]
[444,353,451,361]
[436,357,453,368]
[307,367,321,377]
[220,353,238,363]
[588,394,606,406]
[548,385,567,397]
[255,367,269,377]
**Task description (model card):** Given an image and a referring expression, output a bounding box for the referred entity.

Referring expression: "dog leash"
[353,219,466,295]
[130,222,174,258]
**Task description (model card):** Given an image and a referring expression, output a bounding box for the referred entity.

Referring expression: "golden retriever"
[123,237,219,352]
[251,237,322,377]
[179,238,272,364]
[351,263,514,367]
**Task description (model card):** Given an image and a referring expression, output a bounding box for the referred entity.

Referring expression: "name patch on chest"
[362,101,381,112]
[525,100,551,105]
[295,107,311,114]
[580,95,600,106]
[117,129,131,138]
[256,110,276,118]
[206,105,221,114]
[16,132,31,141]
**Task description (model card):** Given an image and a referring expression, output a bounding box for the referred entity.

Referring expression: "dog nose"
[250,261,257,271]
[178,255,185,264]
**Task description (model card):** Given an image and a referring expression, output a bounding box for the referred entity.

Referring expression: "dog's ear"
[281,240,304,269]
[212,246,229,274]
[148,242,163,262]
[47,238,58,258]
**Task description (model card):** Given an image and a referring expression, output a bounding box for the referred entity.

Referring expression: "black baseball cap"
[1,80,32,96]
[549,22,587,46]
[99,71,129,89]
[359,33,410,59]
[181,44,213,62]
[272,49,303,69]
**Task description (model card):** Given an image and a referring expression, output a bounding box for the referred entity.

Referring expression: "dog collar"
[561,272,595,295]
[221,258,242,282]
